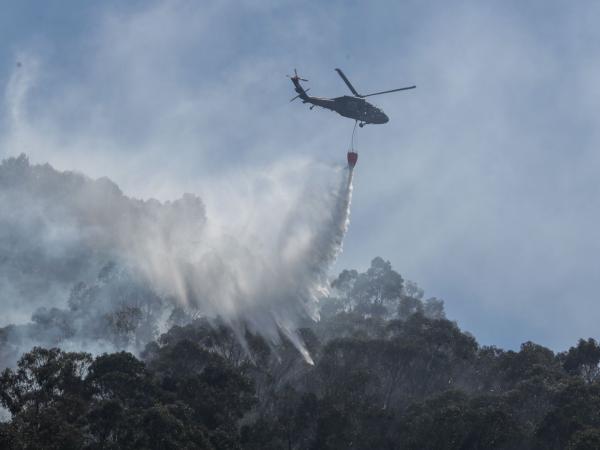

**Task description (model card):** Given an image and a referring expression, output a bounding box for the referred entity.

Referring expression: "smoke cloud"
[0,154,353,367]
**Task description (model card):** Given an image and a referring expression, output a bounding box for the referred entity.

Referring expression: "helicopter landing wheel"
[359,122,364,128]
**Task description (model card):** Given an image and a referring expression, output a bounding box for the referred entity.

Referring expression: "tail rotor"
[287,68,310,102]
[286,68,308,82]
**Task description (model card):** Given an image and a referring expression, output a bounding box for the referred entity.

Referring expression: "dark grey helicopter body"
[289,68,415,127]
[304,95,389,124]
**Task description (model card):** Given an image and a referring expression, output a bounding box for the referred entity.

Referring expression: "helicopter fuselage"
[303,95,389,125]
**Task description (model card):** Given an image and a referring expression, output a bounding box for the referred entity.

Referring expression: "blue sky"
[2,0,600,351]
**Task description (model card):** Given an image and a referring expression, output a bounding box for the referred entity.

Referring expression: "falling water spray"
[0,156,355,367]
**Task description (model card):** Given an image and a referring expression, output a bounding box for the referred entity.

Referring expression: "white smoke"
[0,47,354,366]
[124,158,354,363]
[0,155,353,365]
[181,163,354,364]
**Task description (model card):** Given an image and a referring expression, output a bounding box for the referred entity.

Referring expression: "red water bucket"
[347,151,358,168]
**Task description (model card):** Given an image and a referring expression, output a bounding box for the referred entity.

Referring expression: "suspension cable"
[350,120,358,150]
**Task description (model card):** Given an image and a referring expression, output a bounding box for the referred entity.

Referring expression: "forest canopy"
[2,257,600,449]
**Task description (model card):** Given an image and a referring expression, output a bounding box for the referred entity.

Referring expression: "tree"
[397,391,525,450]
[562,338,600,383]
[0,347,92,449]
[86,351,157,407]
[536,381,600,449]
[4,257,600,449]
[329,258,404,318]
[567,428,600,450]
[0,347,91,417]
[352,257,404,317]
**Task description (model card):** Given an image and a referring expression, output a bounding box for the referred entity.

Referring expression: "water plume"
[0,155,354,366]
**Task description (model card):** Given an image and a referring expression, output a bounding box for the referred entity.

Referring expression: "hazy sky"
[1,0,600,351]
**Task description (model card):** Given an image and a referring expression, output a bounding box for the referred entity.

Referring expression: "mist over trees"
[0,154,205,332]
[0,262,170,369]
[0,154,355,367]
[2,256,600,449]
[2,155,600,448]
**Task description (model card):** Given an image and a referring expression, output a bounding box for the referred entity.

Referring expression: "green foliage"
[561,338,600,383]
[329,257,404,317]
[536,381,600,449]
[1,257,599,449]
[0,342,252,448]
[0,348,92,449]
[398,391,526,449]
[567,428,600,450]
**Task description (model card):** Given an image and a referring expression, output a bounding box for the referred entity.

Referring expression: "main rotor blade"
[335,68,361,97]
[361,85,416,97]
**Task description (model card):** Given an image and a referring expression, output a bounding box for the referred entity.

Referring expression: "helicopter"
[288,68,415,127]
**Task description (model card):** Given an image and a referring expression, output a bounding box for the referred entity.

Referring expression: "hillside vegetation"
[2,257,600,449]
